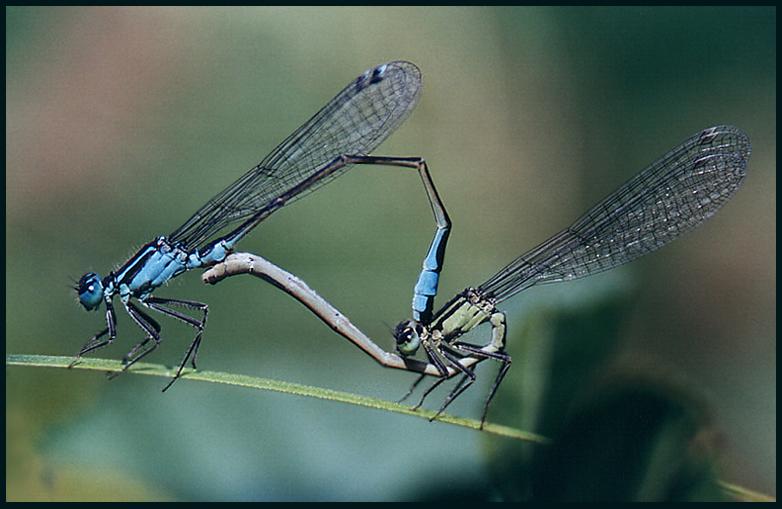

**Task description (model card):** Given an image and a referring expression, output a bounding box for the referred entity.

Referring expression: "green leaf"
[6,354,548,444]
[7,353,770,502]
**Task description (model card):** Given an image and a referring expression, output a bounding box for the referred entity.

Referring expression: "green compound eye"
[394,322,421,356]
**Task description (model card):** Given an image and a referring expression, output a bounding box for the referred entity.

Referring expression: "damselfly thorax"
[429,288,497,339]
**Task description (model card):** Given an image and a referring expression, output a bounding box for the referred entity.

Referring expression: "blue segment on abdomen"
[187,239,231,269]
[198,241,229,266]
[413,266,440,321]
[412,227,448,321]
[414,269,440,296]
[412,296,431,322]
[422,228,448,271]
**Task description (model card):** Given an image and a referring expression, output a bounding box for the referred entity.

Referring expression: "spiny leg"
[428,372,471,416]
[106,304,160,380]
[411,340,451,411]
[143,297,208,391]
[398,373,426,404]
[69,301,117,368]
[121,337,154,366]
[447,373,472,402]
[429,347,477,421]
[69,328,109,366]
[479,311,510,427]
[106,301,161,380]
[106,339,159,381]
[146,297,209,369]
[480,356,511,428]
[451,341,509,362]
[413,377,447,411]
[135,297,207,391]
[160,334,202,392]
[398,355,464,403]
[452,342,512,428]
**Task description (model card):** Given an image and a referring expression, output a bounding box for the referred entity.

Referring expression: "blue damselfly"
[71,60,450,390]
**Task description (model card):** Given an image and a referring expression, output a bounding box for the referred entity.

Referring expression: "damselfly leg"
[405,343,510,427]
[409,338,477,416]
[105,301,161,380]
[399,308,509,426]
[69,302,117,367]
[144,296,209,391]
[451,341,512,428]
[106,301,160,380]
[430,348,477,418]
[69,328,111,365]
[397,373,426,403]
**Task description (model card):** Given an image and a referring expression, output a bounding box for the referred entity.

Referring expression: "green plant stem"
[6,354,546,443]
[7,353,774,502]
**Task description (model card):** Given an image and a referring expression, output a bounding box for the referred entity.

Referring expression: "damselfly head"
[394,319,423,356]
[76,272,103,311]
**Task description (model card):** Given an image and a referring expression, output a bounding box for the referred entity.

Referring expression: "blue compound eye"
[77,272,103,311]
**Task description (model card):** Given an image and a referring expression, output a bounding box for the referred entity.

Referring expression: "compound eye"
[395,324,421,356]
[77,273,103,311]
[395,327,414,344]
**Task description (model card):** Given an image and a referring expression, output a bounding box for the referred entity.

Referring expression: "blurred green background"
[6,6,775,501]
